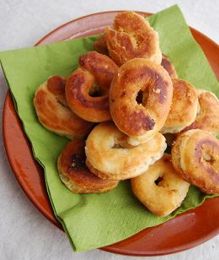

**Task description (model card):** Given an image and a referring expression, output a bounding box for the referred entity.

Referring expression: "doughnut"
[172,129,219,194]
[183,90,219,135]
[65,51,118,122]
[85,122,166,180]
[161,54,177,78]
[104,11,162,66]
[162,79,199,134]
[33,76,92,139]
[131,155,190,216]
[57,139,118,193]
[110,58,173,146]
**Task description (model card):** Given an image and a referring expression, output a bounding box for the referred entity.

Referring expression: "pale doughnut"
[131,154,190,216]
[85,122,166,180]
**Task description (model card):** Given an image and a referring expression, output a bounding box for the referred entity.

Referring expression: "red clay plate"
[2,11,219,256]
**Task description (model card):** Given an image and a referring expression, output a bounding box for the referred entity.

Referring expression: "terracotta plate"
[2,11,219,256]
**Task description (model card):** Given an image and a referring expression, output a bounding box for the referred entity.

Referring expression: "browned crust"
[47,76,66,95]
[57,140,118,193]
[66,69,109,109]
[104,11,162,66]
[65,51,118,122]
[79,51,118,91]
[33,76,93,139]
[110,58,173,137]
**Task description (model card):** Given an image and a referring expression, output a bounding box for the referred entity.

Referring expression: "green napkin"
[0,5,218,252]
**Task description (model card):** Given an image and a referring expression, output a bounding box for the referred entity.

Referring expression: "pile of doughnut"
[33,11,219,217]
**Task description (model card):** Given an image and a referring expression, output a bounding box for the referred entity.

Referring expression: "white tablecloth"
[0,1,218,259]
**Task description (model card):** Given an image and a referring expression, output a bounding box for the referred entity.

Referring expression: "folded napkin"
[0,5,218,252]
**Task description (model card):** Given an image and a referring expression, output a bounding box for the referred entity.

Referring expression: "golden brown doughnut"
[183,90,219,135]
[65,51,118,122]
[161,54,177,78]
[162,79,199,134]
[85,122,166,180]
[33,76,92,139]
[57,139,119,193]
[110,58,173,145]
[131,155,190,216]
[172,129,219,194]
[104,11,162,66]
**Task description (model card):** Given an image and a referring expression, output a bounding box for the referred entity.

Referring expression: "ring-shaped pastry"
[172,129,219,194]
[110,58,173,145]
[85,122,167,180]
[33,76,92,139]
[57,139,119,193]
[131,154,190,216]
[65,51,118,122]
[104,11,162,66]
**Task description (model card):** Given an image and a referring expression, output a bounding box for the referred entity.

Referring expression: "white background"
[0,0,218,259]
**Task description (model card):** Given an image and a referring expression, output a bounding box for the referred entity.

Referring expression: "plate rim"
[2,10,219,256]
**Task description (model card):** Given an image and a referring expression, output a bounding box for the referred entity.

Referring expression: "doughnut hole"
[155,176,164,186]
[66,68,111,122]
[136,89,149,105]
[88,83,104,97]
